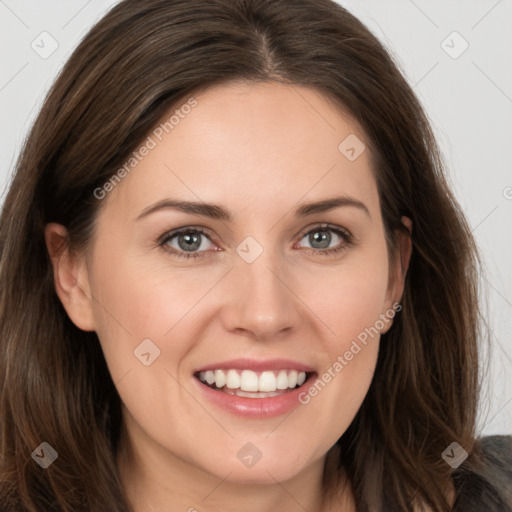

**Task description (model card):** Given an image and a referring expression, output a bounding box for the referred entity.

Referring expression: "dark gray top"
[452,435,512,511]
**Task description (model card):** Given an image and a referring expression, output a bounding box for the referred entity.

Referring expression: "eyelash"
[158,223,354,260]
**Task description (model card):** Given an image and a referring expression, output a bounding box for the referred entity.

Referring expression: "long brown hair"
[0,0,488,510]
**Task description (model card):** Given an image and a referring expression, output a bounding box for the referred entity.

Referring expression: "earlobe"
[44,223,96,332]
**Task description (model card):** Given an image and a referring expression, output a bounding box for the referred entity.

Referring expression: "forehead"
[105,81,379,221]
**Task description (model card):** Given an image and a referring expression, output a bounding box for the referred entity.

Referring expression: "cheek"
[88,248,227,377]
[300,255,390,349]
[295,248,389,428]
[87,253,171,376]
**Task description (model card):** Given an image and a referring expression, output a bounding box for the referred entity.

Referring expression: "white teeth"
[276,370,289,389]
[226,369,241,389]
[205,370,215,385]
[288,370,298,388]
[214,369,226,388]
[259,371,277,392]
[240,370,259,392]
[198,368,308,393]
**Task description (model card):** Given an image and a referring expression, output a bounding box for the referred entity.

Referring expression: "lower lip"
[193,376,314,418]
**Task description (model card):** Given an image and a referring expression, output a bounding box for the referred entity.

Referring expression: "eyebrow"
[135,195,371,222]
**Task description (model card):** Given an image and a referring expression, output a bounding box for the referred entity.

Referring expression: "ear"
[44,223,96,332]
[381,215,412,332]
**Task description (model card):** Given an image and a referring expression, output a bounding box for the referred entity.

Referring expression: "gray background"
[1,0,511,435]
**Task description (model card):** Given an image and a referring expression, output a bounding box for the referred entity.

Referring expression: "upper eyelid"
[297,223,350,238]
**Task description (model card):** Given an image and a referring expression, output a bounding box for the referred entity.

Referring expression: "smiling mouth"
[195,368,313,398]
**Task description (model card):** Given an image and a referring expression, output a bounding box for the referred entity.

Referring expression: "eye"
[159,227,216,259]
[295,223,353,256]
[159,223,353,261]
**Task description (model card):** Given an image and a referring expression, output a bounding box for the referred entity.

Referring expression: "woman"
[0,0,510,510]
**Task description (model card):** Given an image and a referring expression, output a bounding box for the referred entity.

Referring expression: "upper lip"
[195,358,316,373]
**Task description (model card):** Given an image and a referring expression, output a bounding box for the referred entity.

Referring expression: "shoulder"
[452,435,512,512]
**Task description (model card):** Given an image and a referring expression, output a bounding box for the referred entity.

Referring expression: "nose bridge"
[222,234,298,338]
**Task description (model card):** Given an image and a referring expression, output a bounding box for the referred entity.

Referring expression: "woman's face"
[51,81,409,485]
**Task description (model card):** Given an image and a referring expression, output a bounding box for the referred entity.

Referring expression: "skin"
[46,81,412,512]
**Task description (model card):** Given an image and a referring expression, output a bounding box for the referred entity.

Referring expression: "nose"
[220,249,301,342]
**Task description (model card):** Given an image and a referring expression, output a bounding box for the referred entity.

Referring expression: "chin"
[196,449,313,485]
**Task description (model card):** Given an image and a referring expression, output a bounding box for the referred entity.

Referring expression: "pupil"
[310,230,330,249]
[179,233,200,251]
